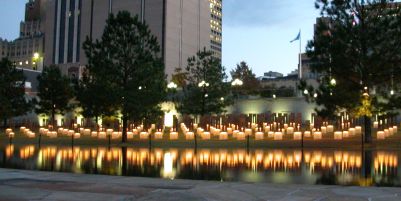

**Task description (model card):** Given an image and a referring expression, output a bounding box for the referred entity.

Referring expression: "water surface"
[0,144,399,186]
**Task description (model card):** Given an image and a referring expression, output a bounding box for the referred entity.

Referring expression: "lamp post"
[231,79,243,111]
[198,80,209,116]
[33,52,40,71]
[231,78,243,99]
[167,81,178,102]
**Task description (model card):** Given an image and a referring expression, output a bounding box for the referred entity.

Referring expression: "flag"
[290,31,301,43]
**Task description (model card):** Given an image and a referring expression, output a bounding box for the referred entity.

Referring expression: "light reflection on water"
[1,144,400,186]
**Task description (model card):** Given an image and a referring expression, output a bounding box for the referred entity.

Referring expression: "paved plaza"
[0,168,400,201]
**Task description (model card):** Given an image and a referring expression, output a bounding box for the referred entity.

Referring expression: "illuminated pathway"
[0,168,400,201]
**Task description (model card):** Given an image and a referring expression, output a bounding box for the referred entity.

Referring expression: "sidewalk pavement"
[0,168,400,201]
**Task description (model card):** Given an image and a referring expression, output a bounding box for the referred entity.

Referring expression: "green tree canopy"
[230,61,260,95]
[0,58,32,129]
[303,0,401,142]
[83,11,166,142]
[177,48,232,116]
[76,68,117,125]
[36,65,74,127]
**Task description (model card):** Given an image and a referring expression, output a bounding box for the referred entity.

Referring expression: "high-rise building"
[43,0,223,78]
[6,0,46,71]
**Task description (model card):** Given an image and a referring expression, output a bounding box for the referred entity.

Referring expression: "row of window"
[211,40,221,46]
[211,14,222,22]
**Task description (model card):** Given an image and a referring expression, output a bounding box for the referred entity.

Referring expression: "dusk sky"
[0,0,320,77]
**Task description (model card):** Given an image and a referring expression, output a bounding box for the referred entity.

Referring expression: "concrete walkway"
[0,168,400,201]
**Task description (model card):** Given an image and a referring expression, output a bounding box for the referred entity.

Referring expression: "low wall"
[226,97,318,122]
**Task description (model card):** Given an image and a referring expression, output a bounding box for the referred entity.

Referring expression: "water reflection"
[1,145,400,186]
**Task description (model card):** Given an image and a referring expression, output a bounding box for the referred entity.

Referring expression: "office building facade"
[1,0,45,71]
[43,0,223,78]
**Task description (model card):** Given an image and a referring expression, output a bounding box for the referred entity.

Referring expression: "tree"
[230,61,260,95]
[0,58,32,129]
[76,69,117,126]
[83,11,166,143]
[36,65,74,128]
[177,48,232,116]
[302,0,401,143]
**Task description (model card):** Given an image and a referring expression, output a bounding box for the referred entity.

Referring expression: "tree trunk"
[122,115,128,143]
[364,115,372,144]
[95,116,99,131]
[51,108,56,129]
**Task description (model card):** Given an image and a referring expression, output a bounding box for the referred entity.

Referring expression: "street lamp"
[330,78,336,86]
[231,78,243,87]
[198,80,209,116]
[32,52,40,70]
[167,82,178,89]
[198,80,209,88]
[231,78,243,101]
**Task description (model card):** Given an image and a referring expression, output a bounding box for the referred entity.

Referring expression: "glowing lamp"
[342,131,349,138]
[293,132,302,140]
[286,127,294,135]
[237,132,245,140]
[334,131,343,140]
[154,131,163,139]
[313,131,322,140]
[185,132,194,140]
[377,131,385,140]
[274,132,283,140]
[245,129,252,136]
[170,132,178,140]
[373,121,379,129]
[327,125,334,133]
[202,132,211,140]
[267,131,274,138]
[355,126,362,134]
[219,132,228,140]
[127,132,134,139]
[255,132,264,140]
[140,132,149,140]
[91,131,98,137]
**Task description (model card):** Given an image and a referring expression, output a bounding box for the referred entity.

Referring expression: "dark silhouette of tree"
[82,11,166,143]
[177,48,232,116]
[0,58,32,129]
[230,61,260,95]
[36,65,74,128]
[302,0,401,143]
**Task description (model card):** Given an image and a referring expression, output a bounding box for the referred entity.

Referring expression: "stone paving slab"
[0,168,401,201]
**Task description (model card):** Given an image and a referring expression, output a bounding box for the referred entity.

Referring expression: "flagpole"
[299,29,302,80]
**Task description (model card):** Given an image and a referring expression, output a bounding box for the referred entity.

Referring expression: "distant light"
[220,97,224,101]
[231,78,243,87]
[314,93,318,98]
[205,94,208,98]
[391,90,395,95]
[198,80,209,88]
[25,60,29,65]
[138,86,142,90]
[33,52,40,60]
[330,78,336,86]
[303,89,309,95]
[273,94,276,99]
[167,82,177,89]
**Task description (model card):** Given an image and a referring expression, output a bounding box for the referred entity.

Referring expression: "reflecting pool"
[1,144,400,186]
